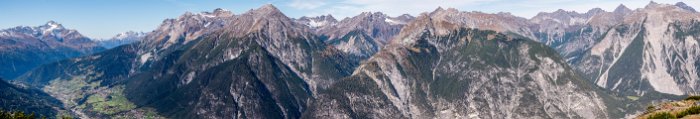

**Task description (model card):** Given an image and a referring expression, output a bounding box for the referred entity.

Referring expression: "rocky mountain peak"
[1,21,93,44]
[296,14,338,28]
[38,21,66,33]
[586,8,606,15]
[554,9,570,13]
[355,11,389,20]
[247,4,284,16]
[206,8,234,17]
[431,7,459,15]
[112,31,145,39]
[388,14,415,25]
[299,14,335,20]
[224,4,311,40]
[98,31,146,48]
[434,6,445,12]
[212,8,228,13]
[396,14,414,20]
[237,4,297,29]
[140,6,238,51]
[531,7,610,26]
[532,9,576,20]
[317,14,337,21]
[613,4,632,14]
[634,1,700,22]
[398,7,533,45]
[175,8,234,20]
[645,1,662,9]
[43,21,64,29]
[675,2,697,12]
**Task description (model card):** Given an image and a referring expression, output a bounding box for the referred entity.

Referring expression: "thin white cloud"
[288,0,327,9]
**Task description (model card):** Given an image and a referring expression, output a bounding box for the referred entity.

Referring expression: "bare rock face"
[0,21,104,79]
[325,29,383,58]
[570,2,700,96]
[138,7,234,56]
[528,5,628,66]
[316,12,413,43]
[396,7,534,45]
[306,12,415,59]
[305,8,610,118]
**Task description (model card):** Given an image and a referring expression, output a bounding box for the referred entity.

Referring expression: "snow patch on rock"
[140,52,152,64]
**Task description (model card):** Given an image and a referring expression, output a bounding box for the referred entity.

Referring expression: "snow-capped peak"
[384,18,407,25]
[201,8,233,18]
[296,15,338,28]
[42,21,65,32]
[112,31,146,40]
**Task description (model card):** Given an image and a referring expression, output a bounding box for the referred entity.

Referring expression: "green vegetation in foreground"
[646,112,675,119]
[676,106,700,118]
[0,110,73,119]
[639,96,700,119]
[684,96,700,101]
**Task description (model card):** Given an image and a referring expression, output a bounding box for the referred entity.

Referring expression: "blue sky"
[0,0,697,39]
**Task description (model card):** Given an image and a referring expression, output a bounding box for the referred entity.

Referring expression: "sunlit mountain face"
[2,1,700,118]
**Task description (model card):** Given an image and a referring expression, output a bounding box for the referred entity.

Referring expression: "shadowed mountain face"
[123,5,373,118]
[0,78,66,117]
[0,21,104,80]
[16,5,357,118]
[11,2,700,119]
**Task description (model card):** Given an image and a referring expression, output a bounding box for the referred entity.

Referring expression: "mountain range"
[1,1,699,118]
[0,21,105,80]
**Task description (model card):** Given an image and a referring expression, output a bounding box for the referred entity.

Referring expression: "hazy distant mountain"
[675,2,697,12]
[295,15,338,28]
[98,31,146,49]
[307,12,415,58]
[0,21,104,79]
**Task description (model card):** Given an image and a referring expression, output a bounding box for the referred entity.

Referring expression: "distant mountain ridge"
[0,21,104,79]
[299,12,415,58]
[97,31,146,49]
[10,2,700,119]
